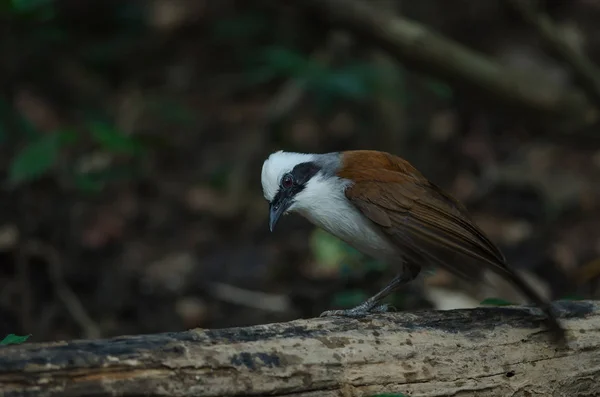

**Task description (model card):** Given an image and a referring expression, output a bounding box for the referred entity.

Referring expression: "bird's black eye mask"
[269,161,320,231]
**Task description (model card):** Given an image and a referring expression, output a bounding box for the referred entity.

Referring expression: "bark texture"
[1,301,599,397]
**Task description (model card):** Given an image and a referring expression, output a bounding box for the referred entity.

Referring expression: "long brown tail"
[500,267,566,343]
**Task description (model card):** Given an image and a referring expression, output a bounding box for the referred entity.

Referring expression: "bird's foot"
[319,302,393,318]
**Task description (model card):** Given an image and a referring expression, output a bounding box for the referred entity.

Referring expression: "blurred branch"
[210,282,291,312]
[1,301,599,396]
[23,241,100,340]
[288,0,599,131]
[369,0,406,151]
[506,0,600,111]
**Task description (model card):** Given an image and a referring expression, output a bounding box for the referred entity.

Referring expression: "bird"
[261,149,566,342]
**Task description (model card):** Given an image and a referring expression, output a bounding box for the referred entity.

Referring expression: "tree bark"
[1,301,599,396]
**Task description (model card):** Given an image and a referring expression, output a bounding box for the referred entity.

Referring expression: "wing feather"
[344,171,510,281]
[337,151,563,339]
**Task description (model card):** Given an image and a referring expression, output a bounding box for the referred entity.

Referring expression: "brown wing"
[343,169,509,281]
[338,151,564,340]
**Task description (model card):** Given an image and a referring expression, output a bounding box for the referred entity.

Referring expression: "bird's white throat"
[295,175,399,261]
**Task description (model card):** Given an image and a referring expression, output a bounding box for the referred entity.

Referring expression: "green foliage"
[425,78,453,99]
[480,298,515,306]
[75,122,147,193]
[0,333,31,345]
[308,62,376,103]
[72,165,142,194]
[211,7,413,111]
[88,121,144,156]
[10,0,51,11]
[310,228,363,272]
[310,228,348,269]
[247,46,317,85]
[146,98,196,125]
[247,46,406,111]
[71,171,105,193]
[331,289,369,309]
[208,166,232,190]
[256,46,377,100]
[309,228,389,278]
[0,98,38,140]
[8,0,54,20]
[6,118,149,194]
[211,12,269,42]
[8,130,76,186]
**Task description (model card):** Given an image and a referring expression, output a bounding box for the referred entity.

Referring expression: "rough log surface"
[1,301,599,397]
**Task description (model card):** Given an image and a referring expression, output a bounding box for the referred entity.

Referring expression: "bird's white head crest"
[261,151,316,202]
[261,150,346,231]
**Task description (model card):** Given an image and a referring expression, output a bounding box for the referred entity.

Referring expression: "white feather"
[261,151,315,202]
[261,151,399,262]
[294,174,398,261]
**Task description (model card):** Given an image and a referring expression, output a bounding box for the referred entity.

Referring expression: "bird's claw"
[372,303,394,313]
[319,303,392,318]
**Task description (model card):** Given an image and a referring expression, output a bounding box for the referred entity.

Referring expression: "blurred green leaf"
[373,65,410,104]
[310,229,351,271]
[425,79,453,99]
[253,47,396,107]
[248,45,409,112]
[71,163,142,194]
[208,166,232,190]
[11,0,50,11]
[211,13,269,42]
[0,98,39,139]
[480,298,515,307]
[8,133,62,186]
[147,99,196,124]
[260,46,320,78]
[56,129,79,145]
[361,257,388,273]
[0,333,30,345]
[29,26,66,43]
[88,122,144,156]
[332,290,369,309]
[312,69,370,100]
[10,0,54,20]
[72,172,106,194]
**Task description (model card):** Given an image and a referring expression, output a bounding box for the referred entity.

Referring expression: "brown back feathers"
[340,150,563,340]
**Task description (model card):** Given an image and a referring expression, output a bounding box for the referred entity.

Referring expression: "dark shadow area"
[0,0,598,343]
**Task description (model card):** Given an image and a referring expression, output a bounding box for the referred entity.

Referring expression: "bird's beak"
[269,194,292,232]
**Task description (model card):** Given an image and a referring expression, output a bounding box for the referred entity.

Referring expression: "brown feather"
[338,150,564,340]
[338,151,506,277]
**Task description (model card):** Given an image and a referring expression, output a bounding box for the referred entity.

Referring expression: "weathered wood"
[1,301,599,397]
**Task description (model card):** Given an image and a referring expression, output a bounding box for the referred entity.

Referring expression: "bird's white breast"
[293,174,399,262]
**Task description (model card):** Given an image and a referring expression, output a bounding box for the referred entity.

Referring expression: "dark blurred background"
[0,0,599,342]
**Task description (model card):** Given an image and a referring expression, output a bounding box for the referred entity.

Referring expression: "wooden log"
[1,301,599,397]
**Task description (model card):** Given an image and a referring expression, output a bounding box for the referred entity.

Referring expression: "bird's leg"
[319,264,420,318]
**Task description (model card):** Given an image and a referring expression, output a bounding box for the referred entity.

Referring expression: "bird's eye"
[281,174,294,189]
